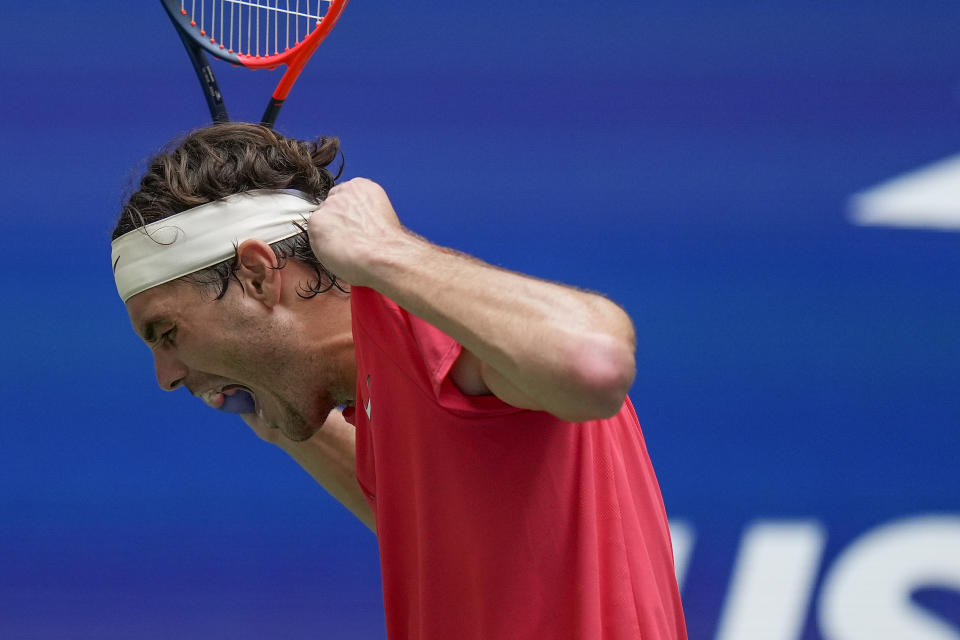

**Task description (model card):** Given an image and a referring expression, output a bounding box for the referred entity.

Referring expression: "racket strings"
[182,0,333,57]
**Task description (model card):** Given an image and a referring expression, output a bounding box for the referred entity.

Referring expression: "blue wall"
[1,2,958,638]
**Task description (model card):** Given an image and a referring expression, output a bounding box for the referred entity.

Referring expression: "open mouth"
[201,385,258,415]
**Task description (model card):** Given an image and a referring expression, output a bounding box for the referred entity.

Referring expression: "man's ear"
[235,239,282,308]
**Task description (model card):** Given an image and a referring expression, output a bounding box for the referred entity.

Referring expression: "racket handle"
[260,98,285,129]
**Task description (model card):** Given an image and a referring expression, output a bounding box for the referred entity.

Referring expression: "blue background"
[1,2,958,638]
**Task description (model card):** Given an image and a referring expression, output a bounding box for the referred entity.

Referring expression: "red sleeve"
[350,286,521,416]
[405,311,462,399]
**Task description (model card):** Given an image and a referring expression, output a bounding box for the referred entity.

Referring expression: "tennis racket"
[160,0,349,127]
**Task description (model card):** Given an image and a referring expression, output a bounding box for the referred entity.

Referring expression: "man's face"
[125,276,355,441]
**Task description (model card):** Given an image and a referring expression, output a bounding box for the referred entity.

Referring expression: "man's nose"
[153,348,189,391]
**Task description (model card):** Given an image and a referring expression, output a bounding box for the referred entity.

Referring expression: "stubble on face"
[129,276,356,444]
[270,334,356,442]
[216,286,356,442]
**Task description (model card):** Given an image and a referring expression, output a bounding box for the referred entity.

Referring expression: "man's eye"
[159,328,177,347]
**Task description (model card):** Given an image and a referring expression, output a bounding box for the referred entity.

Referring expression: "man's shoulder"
[350,286,464,402]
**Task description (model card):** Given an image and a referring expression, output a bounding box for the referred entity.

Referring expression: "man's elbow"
[562,332,636,421]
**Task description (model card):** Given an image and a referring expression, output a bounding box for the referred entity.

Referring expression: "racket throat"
[166,8,230,124]
[260,97,285,129]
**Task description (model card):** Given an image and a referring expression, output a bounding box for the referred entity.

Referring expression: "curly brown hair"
[113,123,345,298]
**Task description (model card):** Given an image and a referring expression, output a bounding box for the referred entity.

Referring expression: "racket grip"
[260,98,285,129]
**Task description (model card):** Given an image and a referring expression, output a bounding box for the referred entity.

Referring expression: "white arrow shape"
[850,153,960,231]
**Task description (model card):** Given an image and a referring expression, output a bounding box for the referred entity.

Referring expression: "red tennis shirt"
[343,286,687,640]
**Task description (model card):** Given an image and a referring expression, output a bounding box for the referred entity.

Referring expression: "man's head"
[114,124,355,441]
[114,122,343,298]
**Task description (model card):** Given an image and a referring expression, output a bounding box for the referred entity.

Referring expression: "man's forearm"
[367,235,637,422]
[275,411,376,532]
[310,178,637,422]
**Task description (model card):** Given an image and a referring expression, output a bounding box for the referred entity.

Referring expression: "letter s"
[819,515,960,640]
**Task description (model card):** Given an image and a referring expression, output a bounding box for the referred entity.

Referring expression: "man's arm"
[309,179,637,423]
[243,409,376,532]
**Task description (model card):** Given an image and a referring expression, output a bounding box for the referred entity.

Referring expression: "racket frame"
[159,0,349,127]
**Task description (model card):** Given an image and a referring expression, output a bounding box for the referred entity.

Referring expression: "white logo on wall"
[670,514,960,640]
[849,154,960,231]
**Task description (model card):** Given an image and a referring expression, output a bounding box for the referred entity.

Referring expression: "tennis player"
[111,123,688,640]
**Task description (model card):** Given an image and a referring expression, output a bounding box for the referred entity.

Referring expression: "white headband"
[111,189,317,302]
